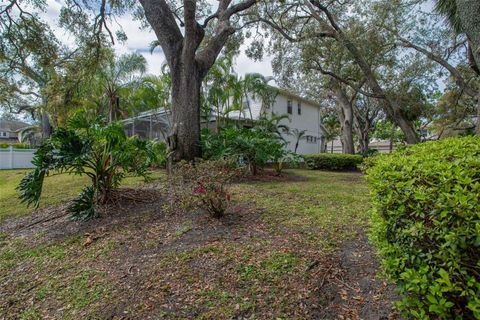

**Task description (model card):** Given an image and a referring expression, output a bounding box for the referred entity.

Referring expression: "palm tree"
[18,124,41,147]
[97,52,147,122]
[435,0,480,74]
[322,114,340,153]
[256,113,290,140]
[290,128,306,153]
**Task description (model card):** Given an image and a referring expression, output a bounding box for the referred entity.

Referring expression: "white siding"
[267,95,322,155]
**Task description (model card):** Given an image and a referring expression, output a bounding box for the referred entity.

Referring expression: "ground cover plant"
[367,136,480,319]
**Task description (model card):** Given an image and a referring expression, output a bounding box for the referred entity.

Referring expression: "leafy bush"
[201,127,291,175]
[167,159,239,218]
[366,136,480,319]
[148,141,167,168]
[361,148,379,157]
[13,143,30,149]
[303,153,363,171]
[0,143,30,149]
[18,115,153,220]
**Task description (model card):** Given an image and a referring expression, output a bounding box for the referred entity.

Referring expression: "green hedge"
[303,153,363,170]
[366,136,480,319]
[0,143,30,149]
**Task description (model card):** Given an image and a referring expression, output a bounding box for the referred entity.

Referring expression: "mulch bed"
[0,184,398,319]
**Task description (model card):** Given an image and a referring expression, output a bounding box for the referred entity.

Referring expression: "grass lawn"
[0,169,392,319]
[0,170,165,222]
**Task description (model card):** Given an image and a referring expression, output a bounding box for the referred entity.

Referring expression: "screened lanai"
[122,108,171,141]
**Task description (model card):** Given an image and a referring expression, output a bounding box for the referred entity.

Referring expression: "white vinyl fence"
[0,146,36,169]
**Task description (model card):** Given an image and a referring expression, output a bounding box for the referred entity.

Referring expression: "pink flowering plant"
[167,159,239,218]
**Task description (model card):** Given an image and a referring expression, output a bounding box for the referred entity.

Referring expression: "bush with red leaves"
[167,159,239,218]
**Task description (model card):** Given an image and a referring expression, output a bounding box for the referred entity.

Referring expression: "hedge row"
[0,143,30,149]
[303,153,363,170]
[366,136,480,319]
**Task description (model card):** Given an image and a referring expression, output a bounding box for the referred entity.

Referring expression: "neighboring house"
[326,137,398,154]
[122,87,327,155]
[0,120,30,144]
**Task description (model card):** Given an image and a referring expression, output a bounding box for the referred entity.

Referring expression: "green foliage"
[17,114,153,220]
[201,55,278,127]
[304,153,363,171]
[66,186,97,220]
[372,120,406,143]
[168,160,239,218]
[147,141,167,169]
[366,137,480,319]
[0,143,30,149]
[201,110,295,175]
[362,148,379,157]
[201,126,290,175]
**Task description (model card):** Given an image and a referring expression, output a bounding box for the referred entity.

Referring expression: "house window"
[287,100,292,114]
[306,136,317,144]
[297,102,301,115]
[0,132,6,137]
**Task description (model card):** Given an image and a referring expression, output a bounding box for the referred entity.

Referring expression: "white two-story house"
[260,88,326,154]
[123,87,326,155]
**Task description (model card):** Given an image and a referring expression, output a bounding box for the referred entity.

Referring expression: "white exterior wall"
[0,147,35,169]
[266,94,322,155]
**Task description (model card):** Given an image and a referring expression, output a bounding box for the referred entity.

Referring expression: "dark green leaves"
[67,186,97,221]
[17,115,153,221]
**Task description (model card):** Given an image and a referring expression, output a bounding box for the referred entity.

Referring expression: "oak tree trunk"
[476,93,480,135]
[41,110,52,140]
[332,81,355,154]
[357,130,369,154]
[169,63,202,162]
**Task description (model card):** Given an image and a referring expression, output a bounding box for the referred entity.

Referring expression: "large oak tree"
[139,0,259,162]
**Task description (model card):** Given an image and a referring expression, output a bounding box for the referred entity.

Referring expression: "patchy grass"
[0,169,165,222]
[0,169,377,319]
[235,170,370,250]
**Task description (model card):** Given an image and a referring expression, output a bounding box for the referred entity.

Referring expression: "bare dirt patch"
[0,170,398,319]
[310,232,399,320]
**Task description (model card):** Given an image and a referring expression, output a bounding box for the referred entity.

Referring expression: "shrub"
[13,143,30,149]
[18,115,153,221]
[361,148,379,157]
[366,136,480,319]
[167,159,239,218]
[201,127,289,175]
[147,141,167,168]
[303,153,363,170]
[0,143,30,149]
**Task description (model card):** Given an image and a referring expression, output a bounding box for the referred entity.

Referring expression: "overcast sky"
[43,0,274,77]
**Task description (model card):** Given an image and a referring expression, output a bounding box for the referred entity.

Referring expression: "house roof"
[269,86,322,109]
[0,119,30,132]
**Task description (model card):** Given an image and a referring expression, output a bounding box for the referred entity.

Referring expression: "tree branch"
[312,61,385,99]
[139,0,183,64]
[196,0,258,76]
[397,36,477,97]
